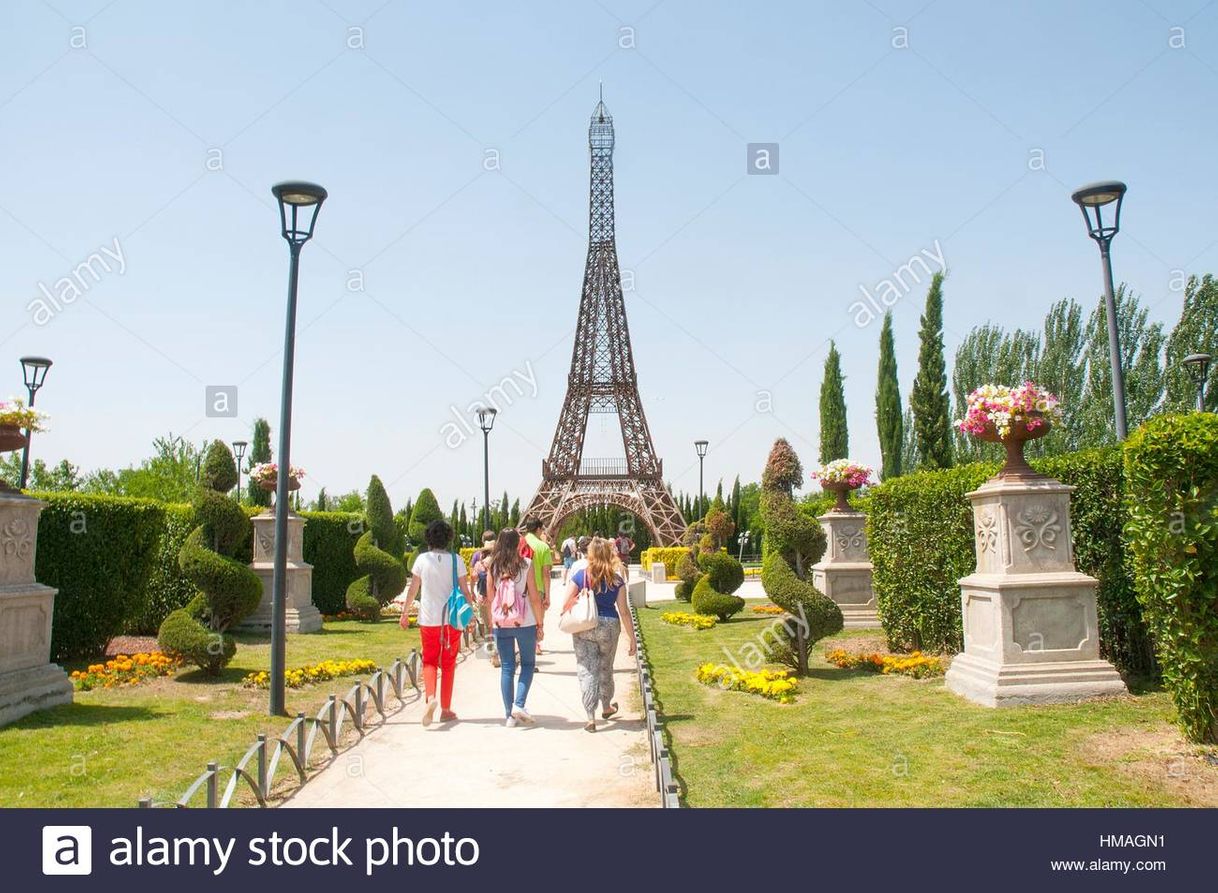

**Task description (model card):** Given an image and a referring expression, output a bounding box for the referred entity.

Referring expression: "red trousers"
[419,625,462,710]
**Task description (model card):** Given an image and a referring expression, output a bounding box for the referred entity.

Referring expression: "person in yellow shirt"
[522,516,553,655]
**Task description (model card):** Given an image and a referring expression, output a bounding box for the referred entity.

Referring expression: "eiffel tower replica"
[524,94,687,546]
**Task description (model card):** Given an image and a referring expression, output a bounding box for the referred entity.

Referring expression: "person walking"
[613,531,634,569]
[561,537,636,732]
[487,528,545,727]
[522,516,553,655]
[560,533,577,575]
[470,530,499,667]
[402,519,474,727]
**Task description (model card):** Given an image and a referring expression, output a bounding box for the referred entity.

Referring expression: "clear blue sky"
[2,0,1215,511]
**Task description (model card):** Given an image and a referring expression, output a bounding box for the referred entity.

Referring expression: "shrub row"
[1124,413,1218,743]
[31,493,366,658]
[866,446,1156,677]
[640,546,690,578]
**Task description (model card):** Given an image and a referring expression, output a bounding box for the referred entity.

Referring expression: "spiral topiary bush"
[345,475,407,621]
[157,441,262,675]
[691,574,745,620]
[698,550,744,595]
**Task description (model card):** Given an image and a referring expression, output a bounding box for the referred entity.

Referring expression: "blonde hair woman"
[560,537,636,731]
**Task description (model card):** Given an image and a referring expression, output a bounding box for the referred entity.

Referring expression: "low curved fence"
[629,605,680,808]
[140,650,423,808]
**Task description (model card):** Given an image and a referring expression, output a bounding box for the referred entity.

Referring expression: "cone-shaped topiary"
[691,573,745,620]
[157,443,261,675]
[346,475,408,621]
[408,488,443,548]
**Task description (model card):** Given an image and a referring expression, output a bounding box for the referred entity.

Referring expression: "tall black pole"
[18,387,37,489]
[698,455,704,519]
[1098,242,1129,440]
[269,241,302,717]
[482,429,491,531]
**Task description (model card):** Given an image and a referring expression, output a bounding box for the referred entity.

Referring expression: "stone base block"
[945,652,1127,707]
[649,564,667,583]
[238,604,323,634]
[239,562,321,633]
[0,662,73,727]
[811,562,879,628]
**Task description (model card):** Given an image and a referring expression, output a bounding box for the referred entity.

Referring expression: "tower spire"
[523,96,687,545]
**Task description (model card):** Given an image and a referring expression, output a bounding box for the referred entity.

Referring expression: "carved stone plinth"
[238,511,321,633]
[811,510,878,628]
[945,476,1126,707]
[0,492,72,726]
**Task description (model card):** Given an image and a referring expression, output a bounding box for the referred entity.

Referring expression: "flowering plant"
[248,462,306,484]
[824,648,944,679]
[956,381,1063,440]
[0,398,48,433]
[696,663,798,703]
[811,459,872,488]
[661,611,717,630]
[70,651,181,691]
[242,658,377,689]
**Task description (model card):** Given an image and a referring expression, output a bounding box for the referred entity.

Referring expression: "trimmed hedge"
[698,550,744,595]
[640,546,690,578]
[33,492,164,661]
[299,510,363,615]
[866,446,1154,676]
[1124,414,1218,742]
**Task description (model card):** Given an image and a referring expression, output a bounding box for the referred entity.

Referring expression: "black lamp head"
[477,406,498,433]
[1183,353,1212,386]
[20,356,52,393]
[272,181,327,245]
[694,439,708,458]
[1071,180,1126,245]
[232,440,249,462]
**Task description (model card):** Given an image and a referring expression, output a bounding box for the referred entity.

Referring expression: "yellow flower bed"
[70,652,182,691]
[696,663,798,703]
[751,604,785,615]
[660,611,717,630]
[242,658,379,689]
[743,566,761,577]
[824,648,944,679]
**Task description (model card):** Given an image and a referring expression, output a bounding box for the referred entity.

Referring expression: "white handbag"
[559,584,599,634]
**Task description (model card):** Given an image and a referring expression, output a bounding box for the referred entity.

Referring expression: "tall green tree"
[910,272,953,469]
[247,418,272,506]
[951,324,1038,462]
[408,488,443,545]
[315,487,328,511]
[818,341,849,464]
[1165,274,1218,412]
[1078,285,1165,446]
[1033,297,1088,455]
[874,312,903,479]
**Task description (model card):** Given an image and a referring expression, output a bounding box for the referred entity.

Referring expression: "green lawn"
[639,602,1218,807]
[0,621,420,808]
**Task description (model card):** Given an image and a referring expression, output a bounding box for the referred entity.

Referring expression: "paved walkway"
[284,619,655,808]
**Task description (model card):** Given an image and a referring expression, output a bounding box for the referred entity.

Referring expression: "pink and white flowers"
[0,397,48,432]
[812,459,873,488]
[956,381,1063,440]
[249,462,306,484]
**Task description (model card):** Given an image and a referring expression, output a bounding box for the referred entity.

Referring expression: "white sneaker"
[512,707,535,725]
[505,715,517,728]
[421,698,438,727]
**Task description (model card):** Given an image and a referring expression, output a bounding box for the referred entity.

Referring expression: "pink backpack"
[491,564,527,627]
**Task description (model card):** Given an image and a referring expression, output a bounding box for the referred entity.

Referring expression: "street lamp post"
[231,440,248,501]
[268,180,327,717]
[1183,353,1213,412]
[694,440,708,518]
[18,357,52,489]
[477,408,497,531]
[738,530,750,563]
[1071,180,1129,440]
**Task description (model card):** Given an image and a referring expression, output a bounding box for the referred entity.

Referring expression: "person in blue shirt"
[560,537,637,731]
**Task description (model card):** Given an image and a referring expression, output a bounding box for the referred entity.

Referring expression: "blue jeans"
[494,626,537,716]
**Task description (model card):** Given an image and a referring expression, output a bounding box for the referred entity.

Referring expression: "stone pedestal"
[239,511,321,633]
[0,492,72,726]
[649,563,667,583]
[945,476,1126,707]
[811,510,878,628]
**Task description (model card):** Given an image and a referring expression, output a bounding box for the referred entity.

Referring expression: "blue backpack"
[443,552,473,630]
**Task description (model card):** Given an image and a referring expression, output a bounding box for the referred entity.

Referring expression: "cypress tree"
[910,273,953,469]
[818,341,849,464]
[247,417,272,506]
[875,312,903,479]
[316,487,328,511]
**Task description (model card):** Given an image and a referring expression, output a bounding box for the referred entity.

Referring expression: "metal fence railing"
[629,605,680,808]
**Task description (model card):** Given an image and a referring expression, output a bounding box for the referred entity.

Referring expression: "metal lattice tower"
[523,95,687,545]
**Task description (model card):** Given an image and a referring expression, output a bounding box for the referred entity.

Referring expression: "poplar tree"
[247,417,272,506]
[1165,274,1218,412]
